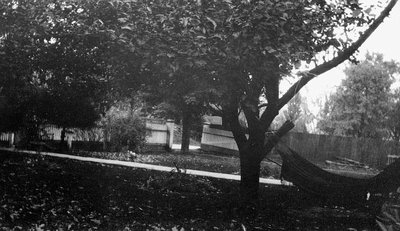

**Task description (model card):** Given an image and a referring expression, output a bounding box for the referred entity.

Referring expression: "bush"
[102,101,147,152]
[108,115,146,152]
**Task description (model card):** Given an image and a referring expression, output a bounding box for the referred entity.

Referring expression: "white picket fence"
[0,118,175,150]
[0,133,13,146]
[144,118,174,149]
[200,123,244,155]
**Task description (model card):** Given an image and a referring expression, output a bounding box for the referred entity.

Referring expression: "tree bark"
[238,121,294,208]
[59,127,68,151]
[60,127,66,143]
[239,142,263,203]
[181,110,192,153]
[226,96,294,209]
[227,0,398,212]
[260,120,295,162]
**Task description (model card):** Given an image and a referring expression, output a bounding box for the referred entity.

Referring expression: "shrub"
[102,101,147,152]
[108,115,146,152]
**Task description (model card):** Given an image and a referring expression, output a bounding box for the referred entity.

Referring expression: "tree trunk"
[238,121,295,209]
[240,144,262,201]
[60,127,67,151]
[181,110,192,153]
[60,127,66,143]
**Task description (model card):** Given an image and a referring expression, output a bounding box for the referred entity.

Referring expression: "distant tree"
[285,94,303,122]
[317,53,399,138]
[387,89,400,141]
[273,94,313,133]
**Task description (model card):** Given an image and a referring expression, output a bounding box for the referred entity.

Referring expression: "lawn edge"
[0,147,288,186]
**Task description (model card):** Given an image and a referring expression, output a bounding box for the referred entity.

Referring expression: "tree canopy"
[318,53,400,138]
[387,89,400,141]
[0,0,397,203]
[105,0,398,201]
[0,0,117,136]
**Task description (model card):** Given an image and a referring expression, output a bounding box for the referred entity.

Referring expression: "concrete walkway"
[0,147,287,186]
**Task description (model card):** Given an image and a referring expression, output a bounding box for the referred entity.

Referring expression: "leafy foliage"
[272,93,313,133]
[0,0,396,201]
[318,53,399,138]
[103,0,382,153]
[0,0,117,138]
[102,101,147,152]
[90,0,395,199]
[119,0,374,97]
[387,89,400,142]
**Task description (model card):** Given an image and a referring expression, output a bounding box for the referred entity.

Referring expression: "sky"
[299,1,400,114]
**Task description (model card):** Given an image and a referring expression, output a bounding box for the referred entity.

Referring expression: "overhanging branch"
[277,0,398,110]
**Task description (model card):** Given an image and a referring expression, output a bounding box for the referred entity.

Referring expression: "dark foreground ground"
[0,151,383,230]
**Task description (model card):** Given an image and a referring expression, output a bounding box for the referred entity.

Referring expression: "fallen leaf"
[35,224,45,231]
[91,219,101,225]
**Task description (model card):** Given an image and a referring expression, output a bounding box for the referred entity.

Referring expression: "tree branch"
[224,101,248,150]
[258,103,268,108]
[277,0,398,110]
[260,71,280,130]
[259,120,295,162]
[241,96,261,137]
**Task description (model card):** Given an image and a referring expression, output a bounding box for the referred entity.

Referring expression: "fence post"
[67,135,73,150]
[166,119,175,150]
[8,133,14,147]
[200,122,211,146]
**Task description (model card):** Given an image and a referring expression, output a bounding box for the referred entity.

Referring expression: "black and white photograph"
[1,0,400,230]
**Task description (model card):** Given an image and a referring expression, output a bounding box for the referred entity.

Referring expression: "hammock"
[277,146,400,200]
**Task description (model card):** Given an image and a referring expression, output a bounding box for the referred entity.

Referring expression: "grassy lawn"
[71,150,282,179]
[71,148,379,180]
[0,150,382,230]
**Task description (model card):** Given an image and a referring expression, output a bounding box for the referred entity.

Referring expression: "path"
[0,147,288,186]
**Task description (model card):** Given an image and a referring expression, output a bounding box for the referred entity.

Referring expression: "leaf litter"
[0,151,383,230]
